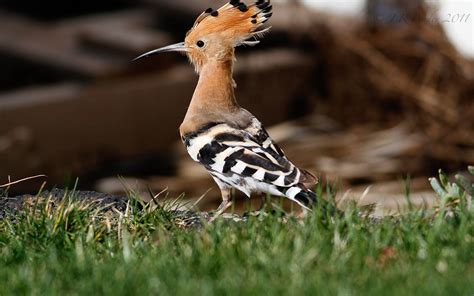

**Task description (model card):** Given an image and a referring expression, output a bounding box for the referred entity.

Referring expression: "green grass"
[0,182,473,296]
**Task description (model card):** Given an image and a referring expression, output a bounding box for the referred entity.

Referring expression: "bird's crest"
[132,1,273,71]
[187,0,273,47]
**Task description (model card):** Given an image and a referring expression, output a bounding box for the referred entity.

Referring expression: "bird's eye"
[196,40,205,48]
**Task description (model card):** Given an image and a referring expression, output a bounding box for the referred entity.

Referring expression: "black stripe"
[214,133,245,142]
[223,149,245,173]
[294,190,316,207]
[253,129,269,144]
[242,166,258,176]
[263,6,272,13]
[182,136,191,147]
[249,127,286,159]
[272,144,285,156]
[257,1,270,9]
[284,168,298,185]
[240,153,282,172]
[264,172,279,182]
[182,122,224,146]
[250,145,287,168]
[238,3,248,12]
[255,151,268,159]
[197,141,227,166]
[294,192,311,206]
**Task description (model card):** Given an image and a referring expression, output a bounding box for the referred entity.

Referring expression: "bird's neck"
[185,59,239,120]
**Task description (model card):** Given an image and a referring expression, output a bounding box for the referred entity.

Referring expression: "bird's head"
[134,0,273,72]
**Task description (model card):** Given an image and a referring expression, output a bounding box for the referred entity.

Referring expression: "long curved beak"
[132,42,187,61]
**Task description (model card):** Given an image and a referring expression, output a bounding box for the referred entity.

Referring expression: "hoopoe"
[134,0,318,216]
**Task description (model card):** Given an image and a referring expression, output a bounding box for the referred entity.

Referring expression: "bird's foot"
[243,210,268,218]
[209,201,233,222]
[243,208,286,218]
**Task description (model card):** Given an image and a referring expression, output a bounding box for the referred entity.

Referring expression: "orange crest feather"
[187,0,273,47]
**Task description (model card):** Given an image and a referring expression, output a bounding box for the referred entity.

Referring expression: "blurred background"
[0,0,472,214]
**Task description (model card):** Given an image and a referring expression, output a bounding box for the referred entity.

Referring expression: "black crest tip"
[211,11,219,17]
[257,1,270,9]
[238,3,248,12]
[264,12,272,18]
[263,5,272,13]
[205,7,213,13]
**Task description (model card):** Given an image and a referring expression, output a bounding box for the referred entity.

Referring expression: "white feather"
[286,187,302,199]
[231,160,247,174]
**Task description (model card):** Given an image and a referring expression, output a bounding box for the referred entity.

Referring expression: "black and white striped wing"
[244,117,317,185]
[243,117,287,160]
[182,122,303,188]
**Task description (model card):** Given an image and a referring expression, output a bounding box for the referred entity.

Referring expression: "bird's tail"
[284,185,341,215]
[284,185,317,210]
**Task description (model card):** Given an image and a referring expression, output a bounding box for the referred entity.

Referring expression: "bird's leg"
[258,193,268,211]
[210,188,232,221]
[244,193,267,217]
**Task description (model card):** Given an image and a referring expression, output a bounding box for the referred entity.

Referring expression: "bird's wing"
[243,117,287,159]
[183,121,315,188]
[243,117,318,185]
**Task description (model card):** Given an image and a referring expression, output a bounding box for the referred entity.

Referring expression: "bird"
[134,0,319,216]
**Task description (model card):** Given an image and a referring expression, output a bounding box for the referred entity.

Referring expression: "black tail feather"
[292,187,342,216]
[294,189,317,209]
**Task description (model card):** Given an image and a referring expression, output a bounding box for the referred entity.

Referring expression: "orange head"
[134,0,273,72]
